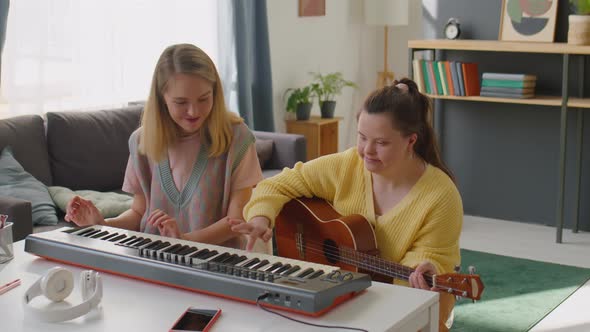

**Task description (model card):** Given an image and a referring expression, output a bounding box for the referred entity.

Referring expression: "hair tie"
[395,83,409,93]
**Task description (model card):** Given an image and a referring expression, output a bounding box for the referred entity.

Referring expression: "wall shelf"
[409,39,588,244]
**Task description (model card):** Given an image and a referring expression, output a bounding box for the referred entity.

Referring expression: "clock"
[444,18,461,40]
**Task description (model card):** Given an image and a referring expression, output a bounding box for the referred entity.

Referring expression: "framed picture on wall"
[299,0,325,17]
[499,0,558,42]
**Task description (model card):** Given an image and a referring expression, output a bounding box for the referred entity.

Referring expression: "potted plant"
[310,72,357,118]
[284,85,315,121]
[569,0,590,45]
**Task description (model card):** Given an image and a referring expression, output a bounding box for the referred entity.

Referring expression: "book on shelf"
[481,86,535,94]
[412,59,426,93]
[480,91,535,99]
[444,61,455,96]
[462,63,480,96]
[454,62,465,96]
[450,61,461,96]
[481,73,537,81]
[481,79,536,88]
[436,61,448,95]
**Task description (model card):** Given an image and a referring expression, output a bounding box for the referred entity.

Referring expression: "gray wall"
[422,0,590,231]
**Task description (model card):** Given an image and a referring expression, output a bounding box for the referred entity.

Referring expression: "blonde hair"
[139,43,243,161]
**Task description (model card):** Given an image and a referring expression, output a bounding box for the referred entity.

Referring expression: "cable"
[256,293,368,332]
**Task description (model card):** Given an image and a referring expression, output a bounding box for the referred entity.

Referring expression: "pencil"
[0,279,21,295]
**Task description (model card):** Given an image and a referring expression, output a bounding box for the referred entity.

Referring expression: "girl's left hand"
[408,261,438,291]
[147,209,182,239]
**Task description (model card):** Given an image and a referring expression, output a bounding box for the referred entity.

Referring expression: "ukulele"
[275,197,484,301]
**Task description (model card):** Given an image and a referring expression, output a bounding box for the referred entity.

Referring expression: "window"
[0,0,236,117]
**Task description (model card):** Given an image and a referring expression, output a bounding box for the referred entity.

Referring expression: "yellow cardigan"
[243,148,463,274]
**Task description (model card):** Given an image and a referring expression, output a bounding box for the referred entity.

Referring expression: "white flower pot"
[568,15,590,45]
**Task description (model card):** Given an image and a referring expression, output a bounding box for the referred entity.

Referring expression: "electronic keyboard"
[24,226,371,316]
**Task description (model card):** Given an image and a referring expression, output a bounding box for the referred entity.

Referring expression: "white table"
[0,241,439,332]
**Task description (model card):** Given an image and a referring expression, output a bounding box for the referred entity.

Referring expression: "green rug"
[452,249,590,332]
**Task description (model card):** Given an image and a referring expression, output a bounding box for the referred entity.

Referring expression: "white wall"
[266,0,423,150]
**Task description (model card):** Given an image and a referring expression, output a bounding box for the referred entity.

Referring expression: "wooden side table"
[285,116,342,161]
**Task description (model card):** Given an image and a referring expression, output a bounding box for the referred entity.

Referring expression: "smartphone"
[170,307,222,332]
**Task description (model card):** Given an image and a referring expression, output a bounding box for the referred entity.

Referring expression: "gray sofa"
[0,106,305,242]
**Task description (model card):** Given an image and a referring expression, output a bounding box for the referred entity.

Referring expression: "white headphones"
[23,267,103,323]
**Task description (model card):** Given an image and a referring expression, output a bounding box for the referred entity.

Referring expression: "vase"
[568,15,590,45]
[320,101,336,118]
[296,102,312,121]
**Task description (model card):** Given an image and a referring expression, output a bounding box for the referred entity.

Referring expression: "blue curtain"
[232,0,274,132]
[0,0,9,84]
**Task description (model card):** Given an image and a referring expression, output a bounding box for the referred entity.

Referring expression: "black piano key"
[251,259,270,270]
[152,241,171,251]
[296,268,315,278]
[274,264,291,275]
[282,265,301,276]
[118,235,137,245]
[131,238,152,248]
[261,262,282,272]
[210,252,231,263]
[177,246,198,256]
[200,250,219,260]
[241,258,261,269]
[308,270,325,279]
[100,232,119,241]
[82,229,102,237]
[109,234,127,242]
[90,231,109,239]
[75,228,97,237]
[190,249,211,259]
[126,237,145,246]
[226,255,248,266]
[162,243,182,253]
[63,227,85,234]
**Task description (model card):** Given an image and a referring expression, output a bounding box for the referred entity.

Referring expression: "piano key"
[118,235,137,245]
[62,227,85,234]
[90,231,110,239]
[100,232,119,241]
[282,265,301,276]
[308,270,325,279]
[296,268,315,279]
[274,264,292,275]
[250,259,270,270]
[209,252,232,263]
[177,246,198,256]
[260,262,282,273]
[126,237,145,247]
[131,238,152,248]
[226,255,248,266]
[82,229,102,238]
[75,228,97,237]
[240,258,261,269]
[109,234,127,242]
[200,250,219,260]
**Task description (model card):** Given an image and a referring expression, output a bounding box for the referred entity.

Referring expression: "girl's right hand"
[65,196,105,226]
[229,216,272,251]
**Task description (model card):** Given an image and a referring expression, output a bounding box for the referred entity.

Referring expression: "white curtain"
[0,0,237,117]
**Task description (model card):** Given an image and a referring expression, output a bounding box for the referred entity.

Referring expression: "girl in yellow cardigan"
[231,78,463,331]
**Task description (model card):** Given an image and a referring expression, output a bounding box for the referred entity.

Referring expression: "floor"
[461,215,590,332]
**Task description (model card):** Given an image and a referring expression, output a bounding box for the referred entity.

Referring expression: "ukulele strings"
[292,238,446,288]
[294,240,465,295]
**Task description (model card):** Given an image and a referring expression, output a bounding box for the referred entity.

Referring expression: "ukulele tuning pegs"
[454,265,461,273]
[468,266,476,274]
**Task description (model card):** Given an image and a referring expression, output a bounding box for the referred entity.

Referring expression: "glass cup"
[0,222,14,263]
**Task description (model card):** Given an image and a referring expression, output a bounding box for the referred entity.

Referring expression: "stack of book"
[480,73,536,99]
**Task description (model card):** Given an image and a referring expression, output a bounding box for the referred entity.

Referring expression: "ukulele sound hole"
[323,239,340,264]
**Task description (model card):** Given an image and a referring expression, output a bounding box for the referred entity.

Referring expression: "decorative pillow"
[0,146,58,226]
[255,139,274,169]
[48,186,133,218]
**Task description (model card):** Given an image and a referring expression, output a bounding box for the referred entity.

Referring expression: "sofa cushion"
[0,114,52,185]
[48,186,133,218]
[46,106,143,191]
[0,146,58,226]
[255,139,274,169]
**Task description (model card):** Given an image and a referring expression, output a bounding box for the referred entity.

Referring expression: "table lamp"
[364,0,409,88]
